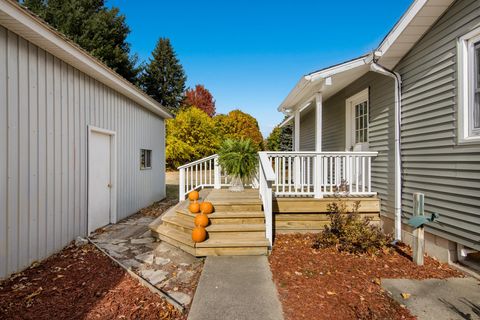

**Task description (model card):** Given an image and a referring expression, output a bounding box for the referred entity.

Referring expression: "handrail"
[177,154,218,170]
[258,152,276,182]
[264,151,379,157]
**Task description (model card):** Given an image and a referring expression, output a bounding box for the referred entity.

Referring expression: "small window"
[458,28,480,143]
[140,149,152,169]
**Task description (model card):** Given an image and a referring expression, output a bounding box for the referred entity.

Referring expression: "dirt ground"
[0,243,185,320]
[269,233,464,320]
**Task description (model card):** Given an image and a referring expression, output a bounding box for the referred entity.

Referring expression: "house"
[0,0,171,279]
[276,0,480,263]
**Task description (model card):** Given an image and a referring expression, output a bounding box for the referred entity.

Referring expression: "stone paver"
[382,277,480,320]
[188,256,284,320]
[89,212,203,309]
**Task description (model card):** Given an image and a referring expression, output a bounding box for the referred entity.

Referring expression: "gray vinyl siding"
[0,26,166,279]
[321,72,396,216]
[299,107,316,151]
[395,0,480,250]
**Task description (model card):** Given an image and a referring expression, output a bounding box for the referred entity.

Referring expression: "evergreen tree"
[140,38,186,113]
[279,122,293,151]
[21,0,139,82]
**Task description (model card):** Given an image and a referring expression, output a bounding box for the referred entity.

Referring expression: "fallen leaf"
[326,291,336,295]
[401,292,411,300]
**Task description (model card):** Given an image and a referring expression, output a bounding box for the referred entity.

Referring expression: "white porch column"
[315,92,322,152]
[294,110,300,151]
[314,92,323,198]
[294,110,301,189]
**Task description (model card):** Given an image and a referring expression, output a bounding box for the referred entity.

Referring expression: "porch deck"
[150,188,381,256]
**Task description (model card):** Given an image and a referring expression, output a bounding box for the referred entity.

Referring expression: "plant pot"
[229,176,244,192]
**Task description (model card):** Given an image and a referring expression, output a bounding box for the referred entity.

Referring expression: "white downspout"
[369,62,403,242]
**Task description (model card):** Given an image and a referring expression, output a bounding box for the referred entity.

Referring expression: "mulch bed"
[0,243,185,320]
[269,233,464,320]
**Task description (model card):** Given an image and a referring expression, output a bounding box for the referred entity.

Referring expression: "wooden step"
[195,238,269,256]
[177,208,264,219]
[153,225,196,256]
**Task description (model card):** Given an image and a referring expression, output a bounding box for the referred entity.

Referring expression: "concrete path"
[382,277,480,320]
[188,256,284,320]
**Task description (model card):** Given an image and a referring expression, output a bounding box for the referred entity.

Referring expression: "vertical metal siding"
[0,26,166,279]
[395,0,480,250]
[321,72,396,217]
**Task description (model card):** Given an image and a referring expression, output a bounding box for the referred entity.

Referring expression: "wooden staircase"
[149,189,270,256]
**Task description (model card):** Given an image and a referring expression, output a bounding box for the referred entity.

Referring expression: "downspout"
[368,60,403,242]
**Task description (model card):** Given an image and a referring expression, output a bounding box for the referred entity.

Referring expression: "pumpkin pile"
[187,191,215,243]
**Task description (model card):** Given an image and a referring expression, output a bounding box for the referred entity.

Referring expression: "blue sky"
[107,0,412,137]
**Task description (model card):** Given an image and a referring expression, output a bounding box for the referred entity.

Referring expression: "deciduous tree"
[214,110,264,150]
[166,107,219,168]
[184,85,216,117]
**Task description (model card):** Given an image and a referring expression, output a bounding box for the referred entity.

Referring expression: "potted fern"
[217,138,258,192]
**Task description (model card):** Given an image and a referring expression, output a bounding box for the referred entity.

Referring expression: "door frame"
[87,125,117,234]
[345,88,369,151]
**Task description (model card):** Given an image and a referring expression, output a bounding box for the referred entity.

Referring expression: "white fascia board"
[0,0,172,119]
[377,0,429,55]
[278,56,367,113]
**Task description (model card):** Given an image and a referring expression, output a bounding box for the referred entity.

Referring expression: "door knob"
[108,183,112,188]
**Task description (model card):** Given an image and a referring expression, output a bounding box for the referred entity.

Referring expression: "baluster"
[329,156,333,193]
[288,156,292,193]
[367,156,371,193]
[282,156,286,194]
[307,157,310,192]
[355,156,359,193]
[361,156,365,193]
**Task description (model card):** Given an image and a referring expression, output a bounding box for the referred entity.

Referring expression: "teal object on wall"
[407,213,439,229]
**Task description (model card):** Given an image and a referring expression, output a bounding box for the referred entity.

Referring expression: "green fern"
[218,139,258,180]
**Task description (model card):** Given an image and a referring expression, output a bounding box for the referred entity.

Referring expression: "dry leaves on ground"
[269,233,463,320]
[0,243,185,320]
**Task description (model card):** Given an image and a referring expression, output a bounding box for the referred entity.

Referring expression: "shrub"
[312,200,392,254]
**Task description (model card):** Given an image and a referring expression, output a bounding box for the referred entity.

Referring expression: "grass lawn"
[269,233,463,320]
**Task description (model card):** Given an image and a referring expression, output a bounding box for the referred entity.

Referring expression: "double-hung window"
[458,28,480,143]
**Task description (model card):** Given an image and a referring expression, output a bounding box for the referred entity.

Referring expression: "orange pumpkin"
[189,201,200,214]
[200,201,214,214]
[192,226,207,243]
[194,213,209,228]
[188,190,199,201]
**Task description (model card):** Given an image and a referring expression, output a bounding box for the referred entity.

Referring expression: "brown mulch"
[269,233,464,320]
[0,243,185,320]
[136,198,178,217]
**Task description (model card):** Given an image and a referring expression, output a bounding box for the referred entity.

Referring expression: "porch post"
[314,92,323,198]
[214,157,221,189]
[294,110,301,189]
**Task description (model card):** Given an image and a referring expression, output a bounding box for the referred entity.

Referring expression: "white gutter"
[369,60,403,241]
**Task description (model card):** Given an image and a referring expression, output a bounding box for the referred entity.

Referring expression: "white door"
[346,88,369,151]
[89,131,112,233]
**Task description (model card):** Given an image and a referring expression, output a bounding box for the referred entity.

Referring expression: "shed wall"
[0,26,166,278]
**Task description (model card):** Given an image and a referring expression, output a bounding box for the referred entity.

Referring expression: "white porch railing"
[262,151,378,198]
[178,154,231,200]
[258,152,275,247]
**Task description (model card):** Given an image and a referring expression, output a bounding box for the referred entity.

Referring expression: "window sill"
[140,167,152,170]
[457,135,480,145]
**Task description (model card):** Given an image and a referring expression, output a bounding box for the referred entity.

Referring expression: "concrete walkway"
[188,256,284,320]
[382,277,480,320]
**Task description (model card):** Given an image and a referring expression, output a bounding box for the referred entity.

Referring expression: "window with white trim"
[354,101,369,143]
[140,149,152,169]
[458,28,480,143]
